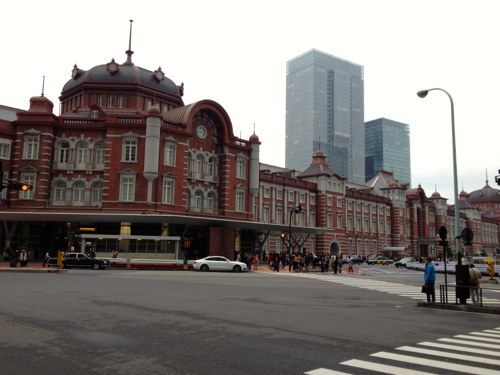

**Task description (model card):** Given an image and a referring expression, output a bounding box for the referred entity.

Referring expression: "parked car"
[48,252,110,270]
[394,257,418,268]
[343,256,364,265]
[367,256,394,265]
[193,256,248,272]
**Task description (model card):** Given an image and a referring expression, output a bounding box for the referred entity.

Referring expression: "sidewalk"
[0,261,67,273]
[251,265,359,275]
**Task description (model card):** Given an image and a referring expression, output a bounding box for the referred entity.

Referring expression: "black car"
[48,252,110,270]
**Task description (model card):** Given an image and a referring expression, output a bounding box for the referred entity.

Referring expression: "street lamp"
[416,88,462,263]
[418,88,468,304]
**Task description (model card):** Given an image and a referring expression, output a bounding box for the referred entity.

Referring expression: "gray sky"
[2,0,499,204]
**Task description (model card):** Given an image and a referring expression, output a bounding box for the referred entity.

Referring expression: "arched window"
[91,182,103,205]
[73,182,85,205]
[54,181,66,204]
[194,190,203,212]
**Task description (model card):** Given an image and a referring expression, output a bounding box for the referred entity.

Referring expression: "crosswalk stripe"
[455,334,500,343]
[438,338,500,349]
[396,345,500,366]
[304,368,351,375]
[484,330,500,335]
[370,351,500,375]
[418,341,500,357]
[470,332,500,338]
[340,359,434,374]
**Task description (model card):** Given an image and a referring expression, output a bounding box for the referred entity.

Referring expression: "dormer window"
[91,110,98,118]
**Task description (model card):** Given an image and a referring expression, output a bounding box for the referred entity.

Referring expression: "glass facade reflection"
[365,118,411,184]
[286,49,365,183]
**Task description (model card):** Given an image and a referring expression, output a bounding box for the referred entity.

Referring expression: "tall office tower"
[285,49,365,183]
[365,118,411,184]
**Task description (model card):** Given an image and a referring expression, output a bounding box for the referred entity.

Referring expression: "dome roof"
[468,183,500,201]
[430,191,442,199]
[62,64,180,97]
[249,133,260,142]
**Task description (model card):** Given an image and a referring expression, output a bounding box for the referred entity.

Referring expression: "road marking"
[418,341,500,356]
[455,334,500,343]
[470,332,500,338]
[340,359,434,374]
[438,337,500,349]
[304,368,351,375]
[396,345,500,366]
[484,330,500,335]
[371,351,500,375]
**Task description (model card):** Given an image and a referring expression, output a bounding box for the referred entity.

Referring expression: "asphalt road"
[1,265,499,375]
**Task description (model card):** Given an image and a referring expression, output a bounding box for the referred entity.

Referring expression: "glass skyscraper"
[285,49,365,183]
[365,118,411,185]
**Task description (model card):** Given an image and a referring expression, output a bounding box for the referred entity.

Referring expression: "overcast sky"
[2,0,499,204]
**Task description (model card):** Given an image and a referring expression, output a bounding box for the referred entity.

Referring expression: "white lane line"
[438,338,500,349]
[455,334,500,343]
[340,359,435,375]
[470,332,500,338]
[370,351,500,375]
[396,346,500,366]
[304,368,351,375]
[418,341,500,357]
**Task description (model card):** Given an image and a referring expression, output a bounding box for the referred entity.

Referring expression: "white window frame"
[91,182,103,204]
[91,110,98,118]
[120,175,135,201]
[164,143,176,166]
[95,143,105,167]
[264,187,270,198]
[288,191,294,202]
[276,190,283,200]
[24,135,39,159]
[162,178,174,204]
[299,193,305,203]
[107,96,114,108]
[0,140,11,159]
[327,196,333,206]
[236,158,245,179]
[276,207,283,224]
[236,191,245,212]
[118,96,124,108]
[123,138,138,162]
[327,212,333,228]
[337,213,342,229]
[310,194,316,205]
[337,197,342,207]
[97,96,104,107]
[59,142,69,164]
[54,181,66,204]
[21,173,35,199]
[73,182,85,205]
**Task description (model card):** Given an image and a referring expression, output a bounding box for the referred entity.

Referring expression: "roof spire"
[124,20,134,65]
[484,167,491,188]
[318,136,321,150]
[41,76,45,97]
[253,123,255,134]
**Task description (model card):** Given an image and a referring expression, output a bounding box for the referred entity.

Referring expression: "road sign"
[494,251,497,257]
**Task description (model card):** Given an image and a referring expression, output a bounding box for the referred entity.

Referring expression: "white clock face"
[196,125,207,139]
[109,63,117,71]
[156,71,163,80]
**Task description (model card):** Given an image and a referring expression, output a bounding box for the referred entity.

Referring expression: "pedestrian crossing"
[282,272,500,306]
[305,327,500,375]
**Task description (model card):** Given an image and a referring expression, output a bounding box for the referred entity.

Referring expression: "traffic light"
[294,205,302,214]
[488,261,495,277]
[7,182,33,191]
[65,222,73,231]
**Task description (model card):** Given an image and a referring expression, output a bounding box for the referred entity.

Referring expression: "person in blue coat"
[424,257,436,302]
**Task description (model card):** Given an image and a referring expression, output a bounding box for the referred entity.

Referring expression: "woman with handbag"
[424,257,436,303]
[469,264,482,306]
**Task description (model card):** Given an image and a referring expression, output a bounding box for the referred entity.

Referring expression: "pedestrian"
[10,249,19,268]
[253,254,259,271]
[469,264,482,306]
[19,249,28,267]
[42,251,50,267]
[4,247,11,262]
[348,258,354,273]
[333,256,338,274]
[89,247,96,258]
[424,257,436,303]
[273,256,280,272]
[112,250,119,258]
[269,252,274,270]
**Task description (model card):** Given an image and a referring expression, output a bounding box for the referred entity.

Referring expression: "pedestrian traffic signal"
[7,182,33,191]
[488,261,495,276]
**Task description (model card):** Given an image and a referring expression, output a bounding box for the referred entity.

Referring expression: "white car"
[193,256,248,272]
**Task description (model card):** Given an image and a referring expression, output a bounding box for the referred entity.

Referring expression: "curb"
[417,300,500,315]
[0,268,69,273]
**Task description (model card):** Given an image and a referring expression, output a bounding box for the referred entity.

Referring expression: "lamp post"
[417,88,462,264]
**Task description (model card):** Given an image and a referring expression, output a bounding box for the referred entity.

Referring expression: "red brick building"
[0,48,498,261]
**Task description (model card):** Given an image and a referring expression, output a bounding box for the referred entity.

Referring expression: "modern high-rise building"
[365,117,411,185]
[285,49,365,183]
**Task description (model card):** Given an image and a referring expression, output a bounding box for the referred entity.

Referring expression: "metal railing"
[439,284,484,306]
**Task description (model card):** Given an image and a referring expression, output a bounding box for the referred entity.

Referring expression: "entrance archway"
[329,242,340,255]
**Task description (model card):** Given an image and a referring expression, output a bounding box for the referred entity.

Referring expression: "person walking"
[42,251,50,267]
[333,256,338,274]
[469,264,482,306]
[253,254,259,271]
[10,249,20,268]
[424,257,436,303]
[348,258,354,273]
